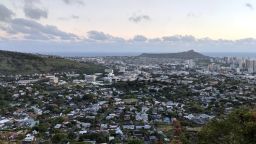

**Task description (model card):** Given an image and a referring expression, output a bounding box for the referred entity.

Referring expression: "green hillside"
[0,50,104,74]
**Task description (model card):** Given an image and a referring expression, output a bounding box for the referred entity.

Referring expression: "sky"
[1,0,256,54]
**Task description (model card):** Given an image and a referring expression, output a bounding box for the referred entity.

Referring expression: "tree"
[127,138,144,144]
[51,133,68,143]
[68,132,77,140]
[171,118,183,144]
[198,107,256,144]
[33,123,48,133]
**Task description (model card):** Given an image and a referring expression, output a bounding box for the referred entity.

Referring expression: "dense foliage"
[0,86,11,110]
[198,107,256,144]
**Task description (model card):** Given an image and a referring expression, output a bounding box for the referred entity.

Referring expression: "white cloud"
[0,4,78,40]
[71,15,79,19]
[132,35,148,42]
[162,35,196,42]
[246,3,254,10]
[129,14,150,23]
[1,18,78,40]
[0,4,14,22]
[62,0,84,5]
[23,0,48,20]
[87,31,124,42]
[24,7,48,20]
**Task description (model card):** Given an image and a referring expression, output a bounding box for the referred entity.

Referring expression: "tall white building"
[186,59,196,69]
[246,60,254,73]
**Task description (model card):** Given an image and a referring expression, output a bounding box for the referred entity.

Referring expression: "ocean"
[47,52,141,57]
[45,52,256,58]
[203,52,256,58]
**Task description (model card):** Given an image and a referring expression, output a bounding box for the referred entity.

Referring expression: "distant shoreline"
[45,52,256,58]
[203,52,256,58]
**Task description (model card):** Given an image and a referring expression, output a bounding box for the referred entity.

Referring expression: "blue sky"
[1,0,256,53]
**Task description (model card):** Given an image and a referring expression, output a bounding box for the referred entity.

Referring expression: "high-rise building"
[246,60,254,73]
[253,60,256,73]
[186,59,195,69]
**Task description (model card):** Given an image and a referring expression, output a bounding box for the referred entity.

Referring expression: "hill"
[139,50,209,59]
[0,50,104,75]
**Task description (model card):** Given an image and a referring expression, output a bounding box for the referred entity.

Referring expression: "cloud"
[71,15,79,19]
[62,0,84,5]
[187,13,196,18]
[0,4,14,22]
[246,3,254,10]
[129,14,150,23]
[2,31,256,53]
[24,7,48,20]
[3,18,78,40]
[24,0,41,5]
[132,35,148,42]
[3,36,256,54]
[148,38,162,42]
[0,3,77,40]
[59,15,80,21]
[187,12,200,18]
[87,31,111,41]
[23,0,48,20]
[87,31,124,42]
[162,35,196,42]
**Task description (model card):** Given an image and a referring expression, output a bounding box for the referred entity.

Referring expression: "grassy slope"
[0,50,104,74]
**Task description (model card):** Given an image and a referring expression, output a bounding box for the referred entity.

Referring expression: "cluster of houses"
[0,56,256,143]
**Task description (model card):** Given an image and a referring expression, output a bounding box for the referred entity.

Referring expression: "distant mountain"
[0,50,104,75]
[139,50,209,59]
